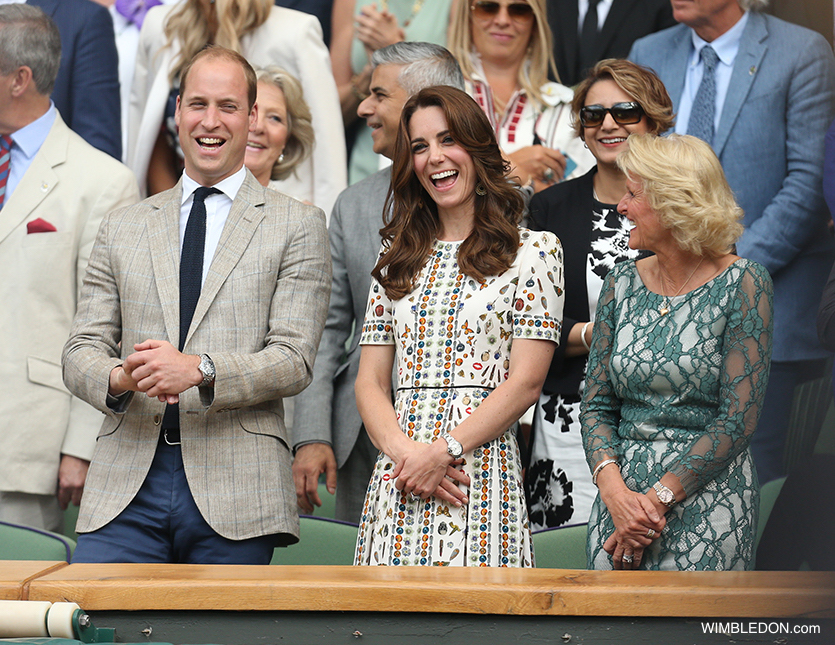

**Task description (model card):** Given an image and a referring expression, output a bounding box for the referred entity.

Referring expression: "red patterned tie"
[0,135,12,209]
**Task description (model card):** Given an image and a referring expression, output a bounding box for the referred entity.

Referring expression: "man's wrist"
[196,353,215,387]
[108,365,127,396]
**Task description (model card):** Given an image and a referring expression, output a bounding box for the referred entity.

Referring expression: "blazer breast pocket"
[21,229,73,248]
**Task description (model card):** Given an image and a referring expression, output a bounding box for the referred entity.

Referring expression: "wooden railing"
[3,562,834,618]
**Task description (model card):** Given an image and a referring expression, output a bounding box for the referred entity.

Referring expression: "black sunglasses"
[580,102,645,128]
[470,2,535,22]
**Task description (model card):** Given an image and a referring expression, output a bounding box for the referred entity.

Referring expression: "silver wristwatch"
[441,433,463,459]
[652,482,676,508]
[197,353,215,387]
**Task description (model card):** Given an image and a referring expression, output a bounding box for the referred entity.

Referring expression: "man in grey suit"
[630,0,835,483]
[62,46,331,563]
[292,42,464,523]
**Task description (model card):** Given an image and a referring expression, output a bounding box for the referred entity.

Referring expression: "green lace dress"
[581,258,773,570]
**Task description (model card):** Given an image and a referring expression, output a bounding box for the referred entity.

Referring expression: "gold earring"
[475,184,487,196]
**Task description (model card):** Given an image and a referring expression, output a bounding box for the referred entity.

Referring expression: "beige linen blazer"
[0,114,138,496]
[62,171,331,541]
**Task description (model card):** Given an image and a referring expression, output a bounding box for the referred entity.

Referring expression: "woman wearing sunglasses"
[448,0,594,192]
[525,60,673,532]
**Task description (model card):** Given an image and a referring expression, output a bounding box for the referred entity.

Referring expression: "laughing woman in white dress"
[354,86,564,566]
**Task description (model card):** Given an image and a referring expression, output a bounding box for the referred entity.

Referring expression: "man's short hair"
[370,42,465,95]
[179,46,258,111]
[0,4,61,97]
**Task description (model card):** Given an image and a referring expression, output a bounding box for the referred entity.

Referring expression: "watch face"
[655,483,674,506]
[445,435,463,458]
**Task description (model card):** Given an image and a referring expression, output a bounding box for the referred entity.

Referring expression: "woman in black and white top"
[525,59,673,531]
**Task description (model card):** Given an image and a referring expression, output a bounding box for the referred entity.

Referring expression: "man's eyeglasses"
[470,2,535,22]
[579,102,645,128]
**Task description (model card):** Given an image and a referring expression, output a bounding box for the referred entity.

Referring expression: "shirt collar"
[181,165,247,205]
[8,102,57,161]
[690,11,749,67]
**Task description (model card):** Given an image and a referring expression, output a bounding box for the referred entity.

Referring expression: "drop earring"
[475,184,487,196]
[278,153,285,163]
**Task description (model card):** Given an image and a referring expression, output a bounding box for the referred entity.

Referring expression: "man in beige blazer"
[63,46,331,564]
[0,4,139,533]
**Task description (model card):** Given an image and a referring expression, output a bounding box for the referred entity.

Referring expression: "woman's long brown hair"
[372,86,523,300]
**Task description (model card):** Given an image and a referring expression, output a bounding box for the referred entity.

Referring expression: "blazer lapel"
[0,115,65,245]
[146,182,184,347]
[556,0,579,84]
[596,0,638,62]
[661,27,692,116]
[713,12,768,158]
[185,172,266,347]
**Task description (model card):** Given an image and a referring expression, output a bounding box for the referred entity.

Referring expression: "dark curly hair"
[372,86,523,300]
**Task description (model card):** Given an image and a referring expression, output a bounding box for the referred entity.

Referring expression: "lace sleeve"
[668,263,774,496]
[580,268,623,471]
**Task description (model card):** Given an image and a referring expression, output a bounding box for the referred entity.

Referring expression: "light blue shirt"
[180,166,246,287]
[675,11,749,136]
[4,102,57,203]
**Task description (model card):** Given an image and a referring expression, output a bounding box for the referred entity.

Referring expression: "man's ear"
[174,95,181,129]
[9,66,34,98]
[249,103,258,130]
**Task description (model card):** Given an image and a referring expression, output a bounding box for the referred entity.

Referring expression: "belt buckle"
[163,428,181,446]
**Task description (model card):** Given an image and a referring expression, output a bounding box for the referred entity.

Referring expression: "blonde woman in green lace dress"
[581,134,773,571]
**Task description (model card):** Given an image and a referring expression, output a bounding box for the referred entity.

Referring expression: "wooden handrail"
[14,564,834,618]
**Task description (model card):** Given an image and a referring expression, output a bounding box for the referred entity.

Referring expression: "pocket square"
[27,218,57,234]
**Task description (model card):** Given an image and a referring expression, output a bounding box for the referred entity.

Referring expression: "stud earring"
[278,153,285,163]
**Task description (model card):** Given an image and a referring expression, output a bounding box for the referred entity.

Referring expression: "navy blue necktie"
[687,45,720,145]
[162,185,219,435]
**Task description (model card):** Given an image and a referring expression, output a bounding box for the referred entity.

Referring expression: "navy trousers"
[72,437,276,564]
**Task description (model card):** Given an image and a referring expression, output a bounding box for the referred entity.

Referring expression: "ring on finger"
[622,554,634,564]
[543,168,555,182]
[410,492,421,502]
[646,528,656,539]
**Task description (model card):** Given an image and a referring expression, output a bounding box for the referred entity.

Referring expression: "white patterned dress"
[355,230,564,566]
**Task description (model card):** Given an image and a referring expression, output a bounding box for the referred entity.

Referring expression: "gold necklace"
[380,0,427,28]
[658,257,704,316]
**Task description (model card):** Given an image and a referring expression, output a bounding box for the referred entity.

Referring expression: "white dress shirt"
[577,0,614,32]
[180,166,246,287]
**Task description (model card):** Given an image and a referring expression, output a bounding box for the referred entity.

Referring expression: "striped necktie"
[0,135,12,209]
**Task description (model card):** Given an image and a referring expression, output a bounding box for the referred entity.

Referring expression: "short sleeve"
[513,230,564,342]
[360,277,395,345]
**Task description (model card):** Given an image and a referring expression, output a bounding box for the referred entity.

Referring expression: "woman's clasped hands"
[391,437,470,508]
[600,484,665,570]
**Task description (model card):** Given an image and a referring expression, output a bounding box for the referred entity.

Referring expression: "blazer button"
[153,414,161,426]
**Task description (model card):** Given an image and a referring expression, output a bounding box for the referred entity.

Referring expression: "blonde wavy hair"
[164,0,272,84]
[448,0,558,105]
[617,134,743,257]
[255,66,314,181]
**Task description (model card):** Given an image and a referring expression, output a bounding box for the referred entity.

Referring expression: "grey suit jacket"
[292,168,390,467]
[0,114,137,496]
[630,11,835,361]
[62,171,331,540]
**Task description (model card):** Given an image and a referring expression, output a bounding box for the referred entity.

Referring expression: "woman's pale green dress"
[582,259,773,570]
